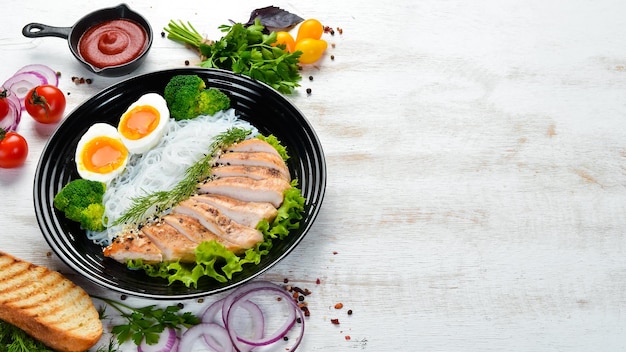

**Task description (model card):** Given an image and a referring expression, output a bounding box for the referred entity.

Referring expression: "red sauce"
[78,19,147,69]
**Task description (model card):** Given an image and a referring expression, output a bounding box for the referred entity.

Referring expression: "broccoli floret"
[196,88,231,116]
[53,179,106,231]
[163,74,230,120]
[79,203,107,232]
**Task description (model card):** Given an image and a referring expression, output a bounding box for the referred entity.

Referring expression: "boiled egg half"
[118,93,170,154]
[75,123,129,183]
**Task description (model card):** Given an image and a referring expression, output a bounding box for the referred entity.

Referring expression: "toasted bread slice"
[0,251,103,352]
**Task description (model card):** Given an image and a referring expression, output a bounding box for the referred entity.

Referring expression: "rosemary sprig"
[113,127,251,226]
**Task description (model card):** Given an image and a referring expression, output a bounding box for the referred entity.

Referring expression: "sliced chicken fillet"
[173,199,264,250]
[225,138,281,157]
[162,213,243,253]
[140,222,198,262]
[216,151,290,181]
[191,194,278,227]
[197,176,291,208]
[103,231,163,264]
[211,164,289,182]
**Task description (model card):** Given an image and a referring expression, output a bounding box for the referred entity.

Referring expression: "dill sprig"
[113,127,251,226]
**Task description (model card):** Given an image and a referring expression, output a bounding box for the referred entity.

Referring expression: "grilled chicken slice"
[162,213,243,253]
[173,199,264,250]
[211,164,290,182]
[215,151,290,181]
[197,176,291,208]
[103,231,163,264]
[191,194,278,228]
[140,222,198,262]
[225,138,281,157]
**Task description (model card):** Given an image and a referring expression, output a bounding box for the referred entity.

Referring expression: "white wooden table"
[2,0,626,351]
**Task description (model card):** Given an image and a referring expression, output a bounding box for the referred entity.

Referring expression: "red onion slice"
[2,72,46,110]
[202,297,226,324]
[179,323,235,352]
[138,327,177,352]
[0,93,21,131]
[15,64,59,87]
[226,286,299,348]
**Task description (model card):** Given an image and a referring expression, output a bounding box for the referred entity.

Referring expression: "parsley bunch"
[93,296,200,346]
[164,19,302,94]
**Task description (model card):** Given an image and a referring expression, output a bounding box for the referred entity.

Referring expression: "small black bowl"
[22,3,152,77]
[33,68,327,299]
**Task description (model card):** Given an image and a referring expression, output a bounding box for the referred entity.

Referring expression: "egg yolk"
[81,136,128,174]
[119,105,160,140]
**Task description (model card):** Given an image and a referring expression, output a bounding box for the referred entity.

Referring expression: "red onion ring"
[15,64,59,87]
[2,71,46,110]
[190,281,306,351]
[138,327,177,352]
[179,323,235,352]
[0,91,21,131]
[225,286,301,348]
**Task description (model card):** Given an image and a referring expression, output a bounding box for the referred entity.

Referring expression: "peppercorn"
[306,88,312,95]
[347,309,353,315]
[309,75,314,81]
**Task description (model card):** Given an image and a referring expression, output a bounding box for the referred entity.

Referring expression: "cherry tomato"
[0,90,9,123]
[0,129,28,168]
[25,84,66,124]
[296,19,324,43]
[295,38,328,64]
[273,31,296,53]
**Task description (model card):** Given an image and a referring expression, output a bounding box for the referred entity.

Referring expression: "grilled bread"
[0,251,103,352]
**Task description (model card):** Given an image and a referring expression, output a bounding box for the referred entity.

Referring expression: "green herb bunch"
[164,19,302,94]
[94,297,200,346]
[0,320,54,352]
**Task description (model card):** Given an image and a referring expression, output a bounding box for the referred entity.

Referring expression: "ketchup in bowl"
[78,19,148,69]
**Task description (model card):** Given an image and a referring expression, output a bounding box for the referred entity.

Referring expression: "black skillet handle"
[22,23,71,39]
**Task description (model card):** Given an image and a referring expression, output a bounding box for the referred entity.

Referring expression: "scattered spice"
[120,294,127,301]
[333,251,338,255]
[334,303,343,309]
[161,31,165,37]
[330,55,335,60]
[284,278,289,283]
[197,298,204,304]
[337,27,343,35]
[306,88,312,95]
[347,309,353,315]
[184,60,190,66]
[308,75,313,81]
[331,318,340,325]
[71,76,93,85]
[345,335,351,341]
[316,278,321,284]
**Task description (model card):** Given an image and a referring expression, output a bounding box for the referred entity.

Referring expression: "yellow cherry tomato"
[296,19,324,43]
[273,31,296,53]
[294,38,328,64]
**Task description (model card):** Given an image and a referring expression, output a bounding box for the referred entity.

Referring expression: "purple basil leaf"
[245,6,304,32]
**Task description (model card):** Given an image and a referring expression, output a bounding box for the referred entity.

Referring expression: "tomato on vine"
[25,85,66,124]
[0,129,28,168]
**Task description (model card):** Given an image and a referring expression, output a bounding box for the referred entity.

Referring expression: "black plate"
[33,68,326,299]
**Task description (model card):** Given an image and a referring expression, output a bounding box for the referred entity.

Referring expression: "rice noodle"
[86,109,257,245]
